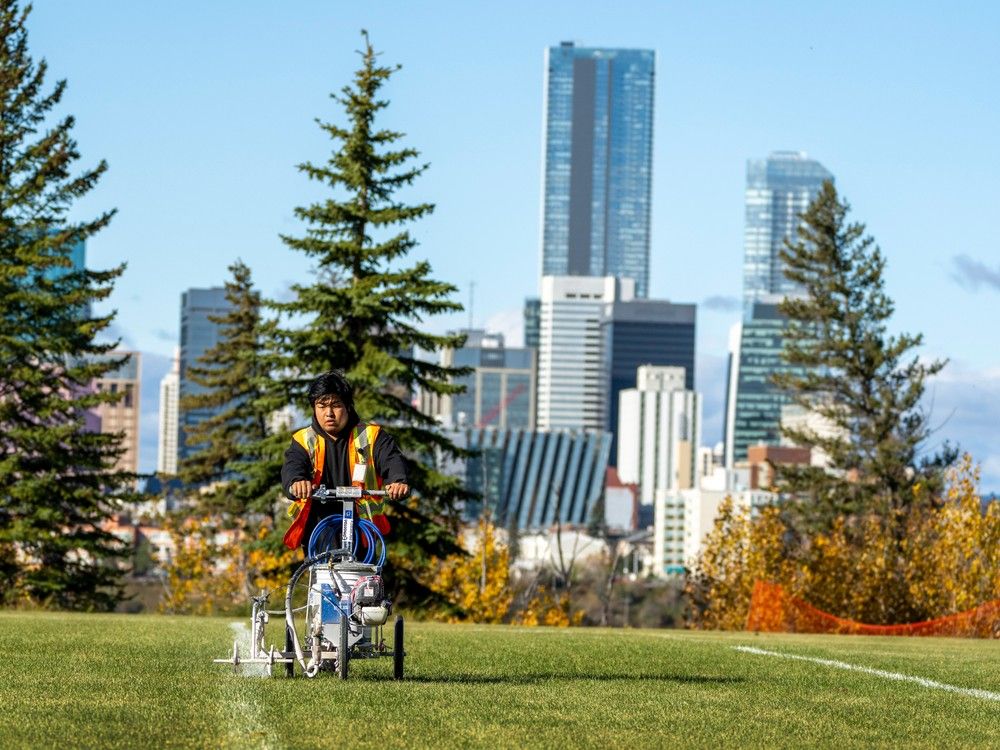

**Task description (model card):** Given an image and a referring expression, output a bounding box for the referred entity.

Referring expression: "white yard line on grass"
[734,645,1000,703]
[219,622,283,750]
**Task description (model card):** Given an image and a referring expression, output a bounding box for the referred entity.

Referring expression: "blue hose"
[308,514,386,566]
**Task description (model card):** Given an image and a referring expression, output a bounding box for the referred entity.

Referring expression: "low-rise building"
[447,427,611,531]
[652,487,777,578]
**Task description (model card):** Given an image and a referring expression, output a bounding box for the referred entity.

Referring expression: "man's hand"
[290,480,312,499]
[385,482,409,500]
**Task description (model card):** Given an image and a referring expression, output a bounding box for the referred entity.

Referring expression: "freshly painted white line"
[229,621,270,678]
[734,645,1000,702]
[220,623,282,749]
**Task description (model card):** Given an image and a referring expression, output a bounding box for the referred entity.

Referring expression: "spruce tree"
[273,33,468,603]
[0,1,133,609]
[774,181,957,528]
[179,260,277,519]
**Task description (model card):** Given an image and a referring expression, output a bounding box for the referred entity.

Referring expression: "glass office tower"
[541,42,655,298]
[178,287,232,462]
[421,330,536,431]
[601,299,696,460]
[523,297,540,350]
[722,303,802,467]
[449,331,536,431]
[743,152,832,314]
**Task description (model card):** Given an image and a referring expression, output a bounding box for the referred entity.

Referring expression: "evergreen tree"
[0,1,133,609]
[774,181,957,528]
[179,260,277,520]
[273,33,468,603]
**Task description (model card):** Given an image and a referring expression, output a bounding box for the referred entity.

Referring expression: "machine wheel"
[284,625,295,678]
[338,619,349,680]
[393,615,404,680]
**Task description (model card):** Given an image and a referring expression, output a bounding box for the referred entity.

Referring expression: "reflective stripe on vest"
[285,425,326,520]
[288,422,386,520]
[347,423,387,521]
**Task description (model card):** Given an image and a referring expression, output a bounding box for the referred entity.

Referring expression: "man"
[281,371,409,550]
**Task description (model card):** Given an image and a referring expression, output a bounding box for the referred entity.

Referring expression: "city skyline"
[602,297,696,460]
[27,2,1000,488]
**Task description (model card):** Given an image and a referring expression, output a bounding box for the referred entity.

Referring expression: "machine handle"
[312,485,388,501]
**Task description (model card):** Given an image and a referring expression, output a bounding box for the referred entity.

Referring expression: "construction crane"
[476,381,529,428]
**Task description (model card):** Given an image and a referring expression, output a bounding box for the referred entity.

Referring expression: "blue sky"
[26,1,1000,487]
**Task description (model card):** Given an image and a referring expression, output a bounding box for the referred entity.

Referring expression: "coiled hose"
[307,514,386,566]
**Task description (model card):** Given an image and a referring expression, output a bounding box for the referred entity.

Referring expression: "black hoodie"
[280,416,408,542]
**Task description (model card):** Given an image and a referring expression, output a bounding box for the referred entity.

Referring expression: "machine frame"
[214,486,404,680]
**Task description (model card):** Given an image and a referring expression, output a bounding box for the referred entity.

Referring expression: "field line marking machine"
[214,485,404,680]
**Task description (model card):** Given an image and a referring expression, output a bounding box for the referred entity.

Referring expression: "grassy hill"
[1,611,998,748]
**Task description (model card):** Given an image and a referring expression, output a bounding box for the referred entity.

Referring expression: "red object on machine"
[746,580,1000,638]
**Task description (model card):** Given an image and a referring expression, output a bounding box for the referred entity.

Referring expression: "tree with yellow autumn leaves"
[688,455,1000,629]
[431,516,513,624]
[687,184,994,633]
[427,516,585,627]
[159,516,297,615]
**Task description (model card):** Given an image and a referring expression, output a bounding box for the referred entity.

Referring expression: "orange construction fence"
[746,580,1000,638]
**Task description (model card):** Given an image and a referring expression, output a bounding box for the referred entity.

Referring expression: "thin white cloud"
[702,294,740,313]
[484,306,524,348]
[924,363,1000,491]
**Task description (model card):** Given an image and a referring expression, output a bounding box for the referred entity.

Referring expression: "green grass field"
[1,611,998,749]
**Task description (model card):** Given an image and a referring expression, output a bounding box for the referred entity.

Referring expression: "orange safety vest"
[282,422,389,550]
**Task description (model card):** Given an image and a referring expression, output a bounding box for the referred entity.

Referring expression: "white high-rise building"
[616,365,701,505]
[536,275,634,431]
[653,487,776,577]
[157,349,180,475]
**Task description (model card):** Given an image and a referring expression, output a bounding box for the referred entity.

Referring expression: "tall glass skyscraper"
[178,287,232,462]
[729,152,832,464]
[541,42,655,298]
[743,152,832,314]
[722,303,803,467]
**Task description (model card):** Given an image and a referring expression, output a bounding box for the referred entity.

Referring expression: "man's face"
[314,395,349,435]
